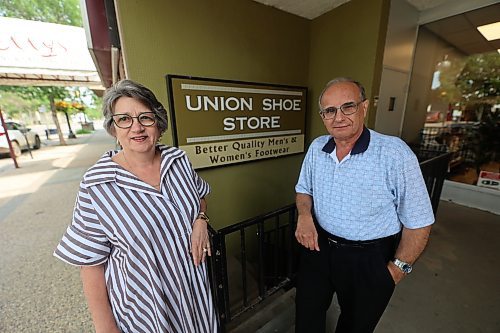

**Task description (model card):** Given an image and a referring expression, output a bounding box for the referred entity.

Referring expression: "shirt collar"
[83,144,185,190]
[321,126,370,155]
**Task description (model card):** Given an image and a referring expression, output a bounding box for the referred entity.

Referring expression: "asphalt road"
[0,130,115,333]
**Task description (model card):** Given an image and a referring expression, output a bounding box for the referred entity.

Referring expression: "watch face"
[402,264,412,274]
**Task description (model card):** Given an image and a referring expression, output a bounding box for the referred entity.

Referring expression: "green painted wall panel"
[115,0,389,228]
[307,0,389,142]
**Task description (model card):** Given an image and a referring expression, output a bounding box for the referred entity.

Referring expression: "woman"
[54,79,218,333]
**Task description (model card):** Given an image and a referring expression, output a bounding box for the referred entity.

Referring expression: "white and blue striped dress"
[54,145,218,332]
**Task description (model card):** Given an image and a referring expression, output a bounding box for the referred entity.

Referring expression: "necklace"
[122,151,161,189]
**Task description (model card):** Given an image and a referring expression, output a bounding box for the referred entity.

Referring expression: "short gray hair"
[318,77,367,111]
[102,79,168,136]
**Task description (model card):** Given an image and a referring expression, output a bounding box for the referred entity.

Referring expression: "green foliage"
[0,0,82,26]
[84,107,104,121]
[0,90,41,118]
[0,85,102,122]
[455,52,500,107]
[466,110,500,172]
[0,85,66,100]
[0,85,68,120]
[84,95,104,120]
[76,128,92,135]
[437,52,500,110]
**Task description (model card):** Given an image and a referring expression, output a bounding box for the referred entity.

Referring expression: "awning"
[0,17,104,89]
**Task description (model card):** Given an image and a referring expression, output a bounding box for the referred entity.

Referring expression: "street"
[0,129,115,332]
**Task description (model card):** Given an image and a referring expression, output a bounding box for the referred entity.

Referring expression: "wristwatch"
[197,212,210,224]
[392,258,413,274]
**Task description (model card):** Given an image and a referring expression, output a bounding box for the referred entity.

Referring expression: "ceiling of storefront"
[251,0,452,19]
[252,0,500,55]
[424,3,500,55]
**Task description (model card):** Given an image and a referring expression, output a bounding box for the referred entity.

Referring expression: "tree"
[466,110,500,173]
[437,52,500,114]
[455,52,500,121]
[0,86,69,144]
[0,90,41,120]
[0,0,82,26]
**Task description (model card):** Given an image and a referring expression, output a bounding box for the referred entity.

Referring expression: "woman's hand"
[191,218,211,266]
[80,265,121,333]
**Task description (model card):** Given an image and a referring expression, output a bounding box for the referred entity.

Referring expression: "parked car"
[0,121,41,157]
[425,111,444,123]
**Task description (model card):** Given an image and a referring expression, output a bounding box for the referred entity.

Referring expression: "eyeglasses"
[319,100,365,120]
[112,112,157,129]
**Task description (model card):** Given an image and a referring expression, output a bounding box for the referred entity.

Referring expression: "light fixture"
[436,54,451,69]
[477,21,500,41]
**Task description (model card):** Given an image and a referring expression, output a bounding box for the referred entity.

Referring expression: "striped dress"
[54,145,218,333]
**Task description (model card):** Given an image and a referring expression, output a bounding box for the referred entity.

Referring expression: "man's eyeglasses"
[319,100,365,120]
[112,112,157,129]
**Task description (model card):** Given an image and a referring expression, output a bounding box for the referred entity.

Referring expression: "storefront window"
[421,51,499,187]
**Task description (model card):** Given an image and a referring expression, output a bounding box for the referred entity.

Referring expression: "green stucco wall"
[307,0,389,142]
[115,0,309,228]
[115,0,388,228]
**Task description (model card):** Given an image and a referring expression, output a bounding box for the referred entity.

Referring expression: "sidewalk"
[0,133,93,174]
[0,129,115,333]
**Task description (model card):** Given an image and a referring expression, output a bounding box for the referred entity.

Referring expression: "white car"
[0,121,41,157]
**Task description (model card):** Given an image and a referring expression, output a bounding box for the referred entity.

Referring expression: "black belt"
[325,233,398,249]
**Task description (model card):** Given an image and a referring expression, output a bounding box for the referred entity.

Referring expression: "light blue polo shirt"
[295,127,434,241]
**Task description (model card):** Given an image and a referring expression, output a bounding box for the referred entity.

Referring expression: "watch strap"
[197,212,210,224]
[393,258,413,274]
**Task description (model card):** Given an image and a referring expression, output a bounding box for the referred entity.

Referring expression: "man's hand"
[295,215,320,251]
[387,262,405,285]
[387,225,432,284]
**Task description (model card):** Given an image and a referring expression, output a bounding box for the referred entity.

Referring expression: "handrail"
[419,151,452,167]
[419,152,452,214]
[207,205,297,332]
[217,204,296,234]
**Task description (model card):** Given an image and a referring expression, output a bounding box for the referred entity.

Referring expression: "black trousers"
[295,227,399,333]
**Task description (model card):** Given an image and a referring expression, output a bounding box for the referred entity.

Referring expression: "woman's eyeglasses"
[319,100,364,120]
[112,112,157,129]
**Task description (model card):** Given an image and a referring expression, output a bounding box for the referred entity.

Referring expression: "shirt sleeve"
[394,153,435,229]
[190,158,210,198]
[295,144,314,196]
[53,183,111,266]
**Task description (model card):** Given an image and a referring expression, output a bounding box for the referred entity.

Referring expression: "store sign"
[477,170,500,190]
[166,75,307,169]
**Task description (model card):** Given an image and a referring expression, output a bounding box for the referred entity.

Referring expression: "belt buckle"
[327,237,339,246]
[327,236,366,248]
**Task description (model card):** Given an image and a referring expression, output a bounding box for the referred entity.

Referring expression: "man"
[294,77,434,333]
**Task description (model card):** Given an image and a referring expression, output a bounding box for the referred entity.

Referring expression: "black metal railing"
[419,152,452,214]
[207,151,451,332]
[206,204,297,332]
[417,125,475,168]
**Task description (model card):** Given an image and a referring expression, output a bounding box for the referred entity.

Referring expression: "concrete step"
[228,288,296,333]
[226,286,342,333]
[255,288,295,333]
